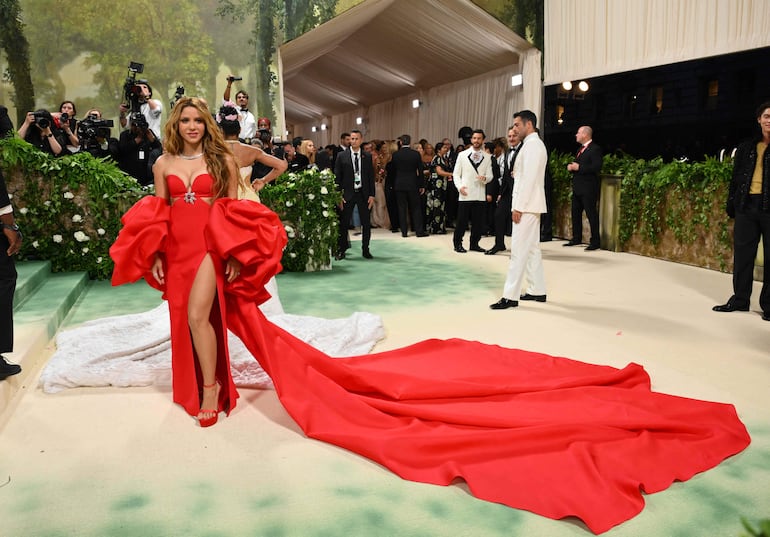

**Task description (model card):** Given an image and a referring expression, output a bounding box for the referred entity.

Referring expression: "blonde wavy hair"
[298,139,316,164]
[163,97,234,199]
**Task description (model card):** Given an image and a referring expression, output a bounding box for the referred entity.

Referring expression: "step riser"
[1,264,89,424]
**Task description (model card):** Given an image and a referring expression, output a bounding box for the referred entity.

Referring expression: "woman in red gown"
[110,99,750,533]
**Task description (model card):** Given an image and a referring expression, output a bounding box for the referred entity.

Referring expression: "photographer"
[118,81,162,140]
[80,108,119,160]
[117,118,161,186]
[56,101,80,150]
[223,75,256,140]
[17,110,67,156]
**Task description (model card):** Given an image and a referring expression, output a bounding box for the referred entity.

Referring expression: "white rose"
[320,186,329,194]
[73,231,90,242]
[321,201,328,208]
[53,234,63,243]
[285,201,293,207]
[308,248,314,255]
[307,193,315,200]
[19,207,28,215]
[82,247,89,254]
[44,200,51,206]
[63,192,75,199]
[322,210,329,217]
[97,257,103,263]
[32,240,39,248]
[72,214,82,223]
[97,228,105,235]
[289,252,297,258]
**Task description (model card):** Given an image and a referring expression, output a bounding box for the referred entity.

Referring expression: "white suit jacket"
[511,132,547,214]
[452,148,493,202]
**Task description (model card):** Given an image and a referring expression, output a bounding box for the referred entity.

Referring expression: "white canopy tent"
[278,0,541,145]
[544,0,770,86]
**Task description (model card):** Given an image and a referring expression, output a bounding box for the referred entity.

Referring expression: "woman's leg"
[188,253,219,418]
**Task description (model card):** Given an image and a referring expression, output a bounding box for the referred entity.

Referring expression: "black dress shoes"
[416,232,429,237]
[520,293,547,302]
[469,245,485,253]
[585,244,600,251]
[454,245,467,253]
[490,298,518,310]
[762,312,770,321]
[334,251,346,261]
[712,302,749,312]
[362,250,373,259]
[563,241,580,247]
[485,246,504,255]
[0,356,22,380]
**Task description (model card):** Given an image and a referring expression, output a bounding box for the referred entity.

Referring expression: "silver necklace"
[179,152,204,160]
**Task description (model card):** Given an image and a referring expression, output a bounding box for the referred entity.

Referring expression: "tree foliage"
[19,0,216,115]
[0,0,35,124]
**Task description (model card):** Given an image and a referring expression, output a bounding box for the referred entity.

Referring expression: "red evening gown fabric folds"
[111,195,750,535]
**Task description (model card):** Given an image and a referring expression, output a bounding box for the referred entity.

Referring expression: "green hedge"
[549,151,734,270]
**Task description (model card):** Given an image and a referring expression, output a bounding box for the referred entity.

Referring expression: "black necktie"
[354,152,359,173]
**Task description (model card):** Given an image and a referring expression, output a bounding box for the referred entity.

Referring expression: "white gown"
[39,257,385,393]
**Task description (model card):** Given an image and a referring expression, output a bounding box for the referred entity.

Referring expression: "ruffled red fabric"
[206,198,287,304]
[109,195,169,294]
[225,308,751,535]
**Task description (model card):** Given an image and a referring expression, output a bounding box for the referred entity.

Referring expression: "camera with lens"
[33,111,51,129]
[129,111,149,131]
[170,85,185,108]
[227,75,242,82]
[258,128,271,143]
[78,114,114,148]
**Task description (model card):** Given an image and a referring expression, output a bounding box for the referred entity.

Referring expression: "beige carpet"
[1,229,768,536]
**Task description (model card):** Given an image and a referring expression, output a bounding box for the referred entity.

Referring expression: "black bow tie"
[240,107,249,112]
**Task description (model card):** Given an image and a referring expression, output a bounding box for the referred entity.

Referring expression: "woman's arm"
[17,112,34,140]
[62,119,79,147]
[251,146,288,192]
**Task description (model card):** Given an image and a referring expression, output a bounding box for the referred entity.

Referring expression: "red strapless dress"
[110,184,750,534]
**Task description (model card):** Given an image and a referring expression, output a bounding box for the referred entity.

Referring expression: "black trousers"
[492,196,512,249]
[397,190,424,236]
[338,191,372,253]
[453,200,485,248]
[445,179,459,227]
[0,234,16,353]
[731,198,770,313]
[571,186,600,246]
[385,181,400,231]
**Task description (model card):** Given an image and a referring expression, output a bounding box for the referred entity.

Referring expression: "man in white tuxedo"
[452,129,494,253]
[490,110,548,309]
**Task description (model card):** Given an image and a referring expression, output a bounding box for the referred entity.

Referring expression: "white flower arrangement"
[73,231,90,242]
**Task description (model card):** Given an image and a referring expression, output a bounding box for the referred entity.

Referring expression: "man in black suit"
[334,130,376,259]
[0,105,22,380]
[390,134,427,237]
[486,127,521,255]
[564,125,603,251]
